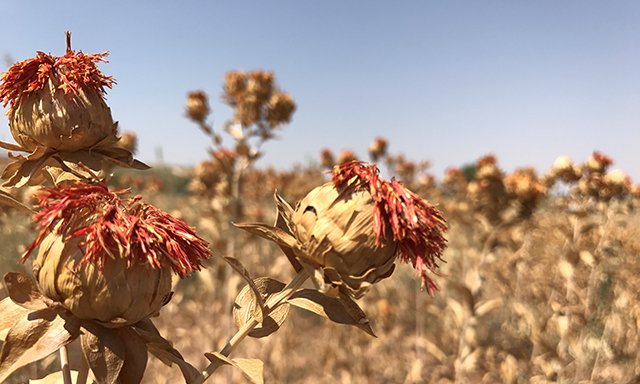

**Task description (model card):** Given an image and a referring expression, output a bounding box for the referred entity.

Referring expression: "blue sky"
[1,1,639,181]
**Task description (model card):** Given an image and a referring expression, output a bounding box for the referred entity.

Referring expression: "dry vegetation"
[2,152,639,384]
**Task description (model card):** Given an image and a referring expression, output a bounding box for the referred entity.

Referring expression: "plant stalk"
[59,346,72,384]
[194,269,309,384]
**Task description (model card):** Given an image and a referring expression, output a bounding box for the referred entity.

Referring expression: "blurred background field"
[2,154,640,384]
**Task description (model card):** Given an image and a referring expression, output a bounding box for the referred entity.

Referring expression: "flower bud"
[293,161,447,297]
[320,149,335,169]
[337,150,358,165]
[224,71,248,98]
[186,91,210,122]
[291,181,398,298]
[586,151,613,174]
[23,184,211,325]
[246,71,274,102]
[368,137,388,162]
[266,92,296,128]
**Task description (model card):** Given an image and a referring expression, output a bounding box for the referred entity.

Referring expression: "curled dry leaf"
[80,321,126,384]
[132,319,200,383]
[0,186,35,215]
[233,277,290,338]
[223,256,265,323]
[0,298,30,341]
[204,352,264,384]
[288,289,376,337]
[0,307,80,383]
[474,299,504,318]
[4,272,49,311]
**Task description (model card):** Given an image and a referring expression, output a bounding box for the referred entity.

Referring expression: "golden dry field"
[2,154,639,384]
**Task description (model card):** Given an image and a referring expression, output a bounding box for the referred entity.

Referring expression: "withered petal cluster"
[0,50,114,114]
[24,183,211,277]
[331,161,448,294]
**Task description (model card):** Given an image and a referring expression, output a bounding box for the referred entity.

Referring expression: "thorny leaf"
[132,319,200,384]
[81,322,125,384]
[222,256,264,323]
[233,277,290,338]
[0,298,30,341]
[288,289,376,337]
[0,307,81,382]
[4,272,49,311]
[204,352,264,384]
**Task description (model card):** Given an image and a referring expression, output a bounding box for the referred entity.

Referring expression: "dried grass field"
[2,156,639,384]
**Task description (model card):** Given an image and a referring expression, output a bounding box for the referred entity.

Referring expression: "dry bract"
[34,230,172,325]
[11,79,117,151]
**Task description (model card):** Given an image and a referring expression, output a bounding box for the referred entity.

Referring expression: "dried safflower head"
[23,183,211,325]
[246,71,274,102]
[266,92,296,128]
[186,91,210,122]
[553,156,573,172]
[504,167,547,204]
[291,161,447,297]
[320,148,335,169]
[603,169,631,198]
[235,94,260,126]
[224,71,248,98]
[337,149,358,165]
[368,137,388,162]
[476,154,497,169]
[586,151,613,174]
[442,167,468,190]
[0,47,117,151]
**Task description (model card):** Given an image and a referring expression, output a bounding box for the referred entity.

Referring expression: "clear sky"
[1,1,639,181]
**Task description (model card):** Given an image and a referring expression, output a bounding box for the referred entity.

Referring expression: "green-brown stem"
[194,269,309,384]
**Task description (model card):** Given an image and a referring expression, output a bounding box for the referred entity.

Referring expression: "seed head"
[186,91,210,122]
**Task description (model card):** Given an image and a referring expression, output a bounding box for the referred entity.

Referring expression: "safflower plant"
[0,34,448,384]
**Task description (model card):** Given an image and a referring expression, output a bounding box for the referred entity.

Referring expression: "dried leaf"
[0,187,35,215]
[204,352,264,384]
[223,256,264,323]
[132,319,200,384]
[474,299,504,317]
[4,272,49,311]
[233,223,297,250]
[0,308,80,382]
[0,297,30,341]
[288,289,376,337]
[81,322,125,384]
[233,277,290,338]
[115,327,148,384]
[0,140,27,152]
